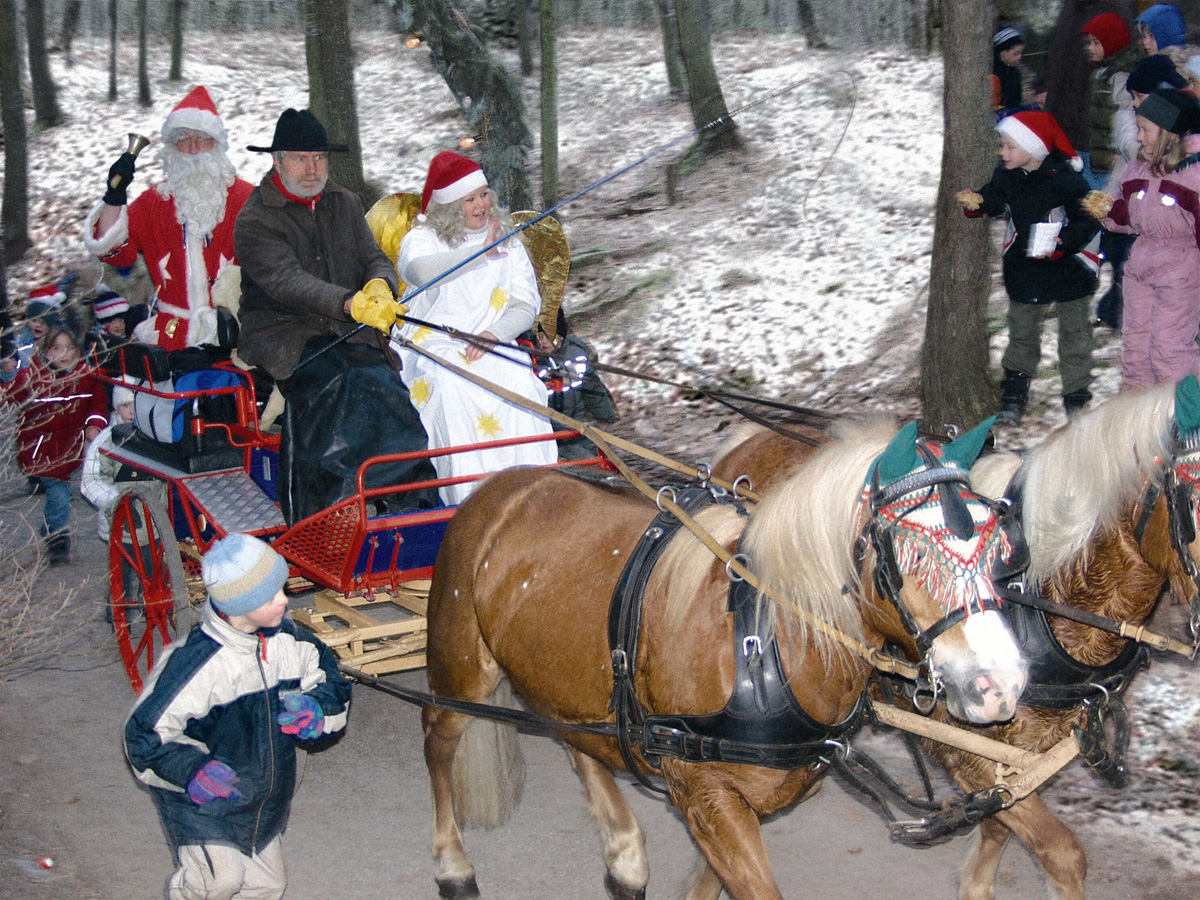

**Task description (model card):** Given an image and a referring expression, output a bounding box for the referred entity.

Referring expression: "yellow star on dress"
[489,286,508,313]
[409,376,433,409]
[411,325,433,346]
[476,412,503,439]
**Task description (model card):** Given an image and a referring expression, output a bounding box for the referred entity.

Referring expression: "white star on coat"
[158,252,173,285]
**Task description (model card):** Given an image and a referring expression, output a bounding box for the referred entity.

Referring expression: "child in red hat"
[957,111,1101,424]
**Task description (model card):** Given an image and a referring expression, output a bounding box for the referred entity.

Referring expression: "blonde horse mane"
[980,383,1176,587]
[731,419,899,664]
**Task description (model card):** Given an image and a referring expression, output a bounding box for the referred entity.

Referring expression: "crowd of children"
[976,5,1200,425]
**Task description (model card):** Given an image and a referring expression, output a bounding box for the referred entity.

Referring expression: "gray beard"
[160,148,236,237]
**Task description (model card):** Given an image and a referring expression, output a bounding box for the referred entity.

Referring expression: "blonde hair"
[425,188,513,247]
[1143,124,1187,175]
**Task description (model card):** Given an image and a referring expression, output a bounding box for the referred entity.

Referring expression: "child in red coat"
[2,326,107,564]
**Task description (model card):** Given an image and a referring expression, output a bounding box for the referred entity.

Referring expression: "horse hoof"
[437,875,481,899]
[604,872,646,900]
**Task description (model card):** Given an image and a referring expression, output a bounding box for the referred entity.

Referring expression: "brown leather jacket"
[233,171,398,380]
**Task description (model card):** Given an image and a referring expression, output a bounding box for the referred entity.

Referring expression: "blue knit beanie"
[201,533,288,617]
[1137,4,1187,51]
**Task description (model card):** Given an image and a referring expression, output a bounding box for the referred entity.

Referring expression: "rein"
[397,336,920,680]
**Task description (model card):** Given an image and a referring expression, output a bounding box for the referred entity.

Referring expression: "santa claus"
[84,86,253,351]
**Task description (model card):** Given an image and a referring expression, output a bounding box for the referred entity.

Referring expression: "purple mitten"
[187,760,241,804]
[277,691,324,741]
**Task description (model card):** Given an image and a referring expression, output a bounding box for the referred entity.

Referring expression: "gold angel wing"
[511,211,570,343]
[366,192,423,291]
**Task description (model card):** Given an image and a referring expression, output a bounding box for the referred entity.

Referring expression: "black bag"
[278,337,439,524]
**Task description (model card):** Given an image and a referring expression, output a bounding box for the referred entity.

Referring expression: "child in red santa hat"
[957,111,1101,425]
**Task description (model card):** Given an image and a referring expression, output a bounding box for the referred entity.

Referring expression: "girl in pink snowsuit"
[1100,88,1200,389]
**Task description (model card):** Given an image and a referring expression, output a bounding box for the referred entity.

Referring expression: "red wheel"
[108,487,195,693]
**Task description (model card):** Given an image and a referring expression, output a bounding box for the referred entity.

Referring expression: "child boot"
[1063,388,1091,420]
[46,533,70,567]
[997,369,1031,425]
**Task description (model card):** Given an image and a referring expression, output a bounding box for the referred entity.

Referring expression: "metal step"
[183,469,286,534]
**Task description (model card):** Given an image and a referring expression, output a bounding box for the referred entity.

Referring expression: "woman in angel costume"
[395,152,556,505]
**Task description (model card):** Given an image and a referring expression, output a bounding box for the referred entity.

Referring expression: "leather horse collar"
[607,486,864,791]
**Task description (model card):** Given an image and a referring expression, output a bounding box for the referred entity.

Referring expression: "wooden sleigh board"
[291,582,430,675]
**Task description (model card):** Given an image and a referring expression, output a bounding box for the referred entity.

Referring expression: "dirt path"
[2,485,1198,900]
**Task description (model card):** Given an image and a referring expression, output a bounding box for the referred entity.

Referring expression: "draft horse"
[712,378,1200,900]
[422,419,1029,900]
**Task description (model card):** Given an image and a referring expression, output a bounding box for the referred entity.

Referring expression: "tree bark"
[25,0,63,129]
[654,0,687,99]
[796,0,828,50]
[673,0,739,152]
[60,0,82,66]
[517,0,534,77]
[919,0,995,431]
[540,0,557,207]
[170,0,187,82]
[108,0,117,101]
[304,0,369,205]
[0,0,31,262]
[389,0,533,209]
[137,0,151,107]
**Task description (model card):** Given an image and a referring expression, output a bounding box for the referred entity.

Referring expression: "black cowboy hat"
[247,108,349,153]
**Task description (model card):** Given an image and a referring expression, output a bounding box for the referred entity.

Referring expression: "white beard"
[159,147,236,237]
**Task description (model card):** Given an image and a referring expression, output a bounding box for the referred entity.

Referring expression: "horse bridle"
[854,453,1020,710]
[1158,426,1200,645]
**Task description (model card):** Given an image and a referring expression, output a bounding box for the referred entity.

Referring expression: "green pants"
[1001,296,1093,396]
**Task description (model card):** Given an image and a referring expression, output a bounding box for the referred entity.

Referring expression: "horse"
[422,419,1030,900]
[712,379,1200,900]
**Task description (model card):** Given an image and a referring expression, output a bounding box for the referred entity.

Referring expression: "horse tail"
[452,677,526,830]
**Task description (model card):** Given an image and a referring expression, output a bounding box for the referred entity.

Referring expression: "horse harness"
[607,486,866,792]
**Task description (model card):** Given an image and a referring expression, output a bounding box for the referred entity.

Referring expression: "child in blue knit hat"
[125,533,351,900]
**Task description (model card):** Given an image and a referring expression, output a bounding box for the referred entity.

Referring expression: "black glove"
[103,152,137,206]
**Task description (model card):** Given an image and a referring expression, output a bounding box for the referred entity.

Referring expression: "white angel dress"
[394,224,556,505]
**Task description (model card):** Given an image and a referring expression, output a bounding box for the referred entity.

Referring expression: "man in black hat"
[234,109,438,522]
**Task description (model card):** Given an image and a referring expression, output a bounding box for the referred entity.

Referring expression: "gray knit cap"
[201,533,288,617]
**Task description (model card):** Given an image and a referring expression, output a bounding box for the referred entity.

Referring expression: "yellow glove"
[349,279,405,333]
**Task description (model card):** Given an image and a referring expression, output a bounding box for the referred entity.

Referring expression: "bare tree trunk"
[540,0,557,207]
[137,0,151,107]
[25,0,63,129]
[304,0,368,204]
[170,0,186,82]
[796,0,827,49]
[655,0,687,99]
[517,0,534,77]
[108,0,117,101]
[389,0,533,209]
[919,0,995,430]
[673,0,739,152]
[0,0,31,262]
[60,0,82,66]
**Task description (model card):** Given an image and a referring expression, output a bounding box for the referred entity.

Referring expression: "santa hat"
[92,286,129,321]
[993,27,1023,53]
[161,85,227,148]
[997,112,1083,170]
[1082,13,1131,60]
[25,284,66,319]
[420,151,488,218]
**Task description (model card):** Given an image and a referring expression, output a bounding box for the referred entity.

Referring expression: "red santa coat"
[84,179,254,351]
[2,358,108,480]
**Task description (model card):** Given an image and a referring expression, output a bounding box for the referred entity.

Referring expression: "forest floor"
[1,22,1199,900]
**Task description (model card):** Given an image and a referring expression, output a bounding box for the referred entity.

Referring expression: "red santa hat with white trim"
[25,283,66,319]
[161,85,227,149]
[419,151,489,220]
[996,111,1083,171]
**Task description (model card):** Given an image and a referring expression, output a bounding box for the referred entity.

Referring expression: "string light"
[458,137,476,149]
[405,36,421,49]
